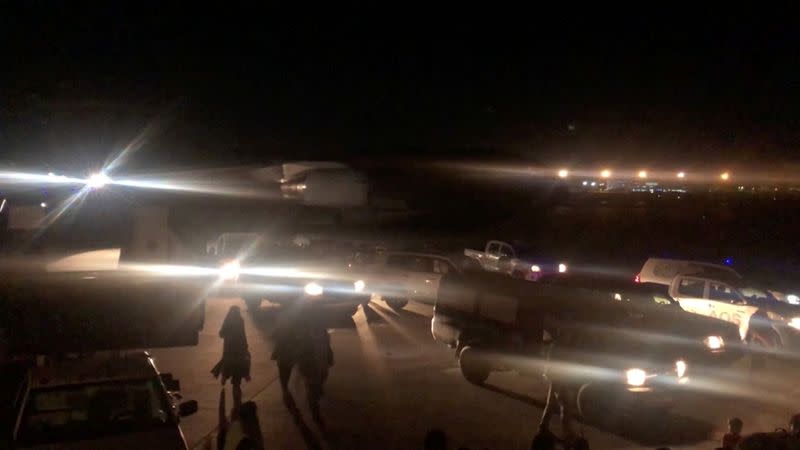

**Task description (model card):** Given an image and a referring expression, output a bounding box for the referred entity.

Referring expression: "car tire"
[386,298,408,311]
[244,297,261,311]
[459,346,490,385]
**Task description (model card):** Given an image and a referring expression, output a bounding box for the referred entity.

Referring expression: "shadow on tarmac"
[481,382,713,447]
[284,397,324,450]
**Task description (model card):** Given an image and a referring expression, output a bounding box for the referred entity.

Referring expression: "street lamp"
[557,169,569,178]
[638,170,647,179]
[720,172,730,181]
[677,171,685,179]
[600,169,612,178]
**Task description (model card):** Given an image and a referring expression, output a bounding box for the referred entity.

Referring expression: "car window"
[677,278,704,298]
[708,281,744,304]
[352,252,376,266]
[410,257,435,273]
[433,259,454,275]
[487,242,500,255]
[498,245,513,258]
[386,254,410,270]
[17,378,173,446]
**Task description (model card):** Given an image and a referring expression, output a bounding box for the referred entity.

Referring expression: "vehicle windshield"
[17,378,173,446]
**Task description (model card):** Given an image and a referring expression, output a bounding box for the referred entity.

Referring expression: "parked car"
[639,258,800,351]
[211,233,369,315]
[537,273,744,364]
[349,250,459,310]
[11,351,197,449]
[431,271,727,421]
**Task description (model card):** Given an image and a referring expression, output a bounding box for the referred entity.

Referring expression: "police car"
[11,352,197,449]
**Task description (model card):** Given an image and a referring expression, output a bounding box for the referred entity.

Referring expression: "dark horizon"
[4,7,800,169]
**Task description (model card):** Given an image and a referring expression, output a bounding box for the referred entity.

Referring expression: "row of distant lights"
[557,169,730,181]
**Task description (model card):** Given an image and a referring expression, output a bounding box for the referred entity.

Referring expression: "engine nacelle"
[281,168,368,207]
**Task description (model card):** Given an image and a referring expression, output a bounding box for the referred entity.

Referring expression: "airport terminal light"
[557,169,569,178]
[720,172,730,181]
[676,171,685,179]
[638,170,647,179]
[87,172,111,188]
[600,169,612,178]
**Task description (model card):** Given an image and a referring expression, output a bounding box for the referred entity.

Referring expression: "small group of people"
[210,303,335,448]
[720,413,800,450]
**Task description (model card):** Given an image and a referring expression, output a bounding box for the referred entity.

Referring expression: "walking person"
[212,305,251,409]
[296,312,334,425]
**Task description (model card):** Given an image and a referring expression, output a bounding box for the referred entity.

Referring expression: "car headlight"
[530,265,541,273]
[219,260,240,281]
[558,263,568,273]
[304,282,324,296]
[625,368,647,387]
[354,279,366,293]
[704,335,724,350]
[789,317,800,331]
[675,360,688,378]
[787,294,800,305]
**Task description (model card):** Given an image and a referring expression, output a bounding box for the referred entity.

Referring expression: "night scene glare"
[3,6,800,450]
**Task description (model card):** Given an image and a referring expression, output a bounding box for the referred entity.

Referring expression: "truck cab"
[11,352,197,449]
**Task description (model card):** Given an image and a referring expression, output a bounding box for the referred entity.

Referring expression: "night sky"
[3,6,800,171]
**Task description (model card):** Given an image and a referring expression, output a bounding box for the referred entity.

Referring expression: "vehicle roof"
[27,351,157,389]
[540,274,667,292]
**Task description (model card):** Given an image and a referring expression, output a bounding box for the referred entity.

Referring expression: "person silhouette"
[212,305,251,409]
[296,311,334,425]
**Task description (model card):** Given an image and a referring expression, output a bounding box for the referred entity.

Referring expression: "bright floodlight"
[720,172,730,181]
[677,171,685,179]
[87,172,111,188]
[600,169,611,178]
[638,170,647,179]
[40,202,47,208]
[558,263,568,273]
[557,169,569,178]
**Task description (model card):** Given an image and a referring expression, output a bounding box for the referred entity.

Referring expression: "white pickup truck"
[464,240,567,280]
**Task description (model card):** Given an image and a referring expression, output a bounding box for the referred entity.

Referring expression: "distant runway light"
[677,171,686,179]
[600,169,612,178]
[638,170,647,179]
[87,172,111,188]
[720,172,730,181]
[558,169,569,178]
